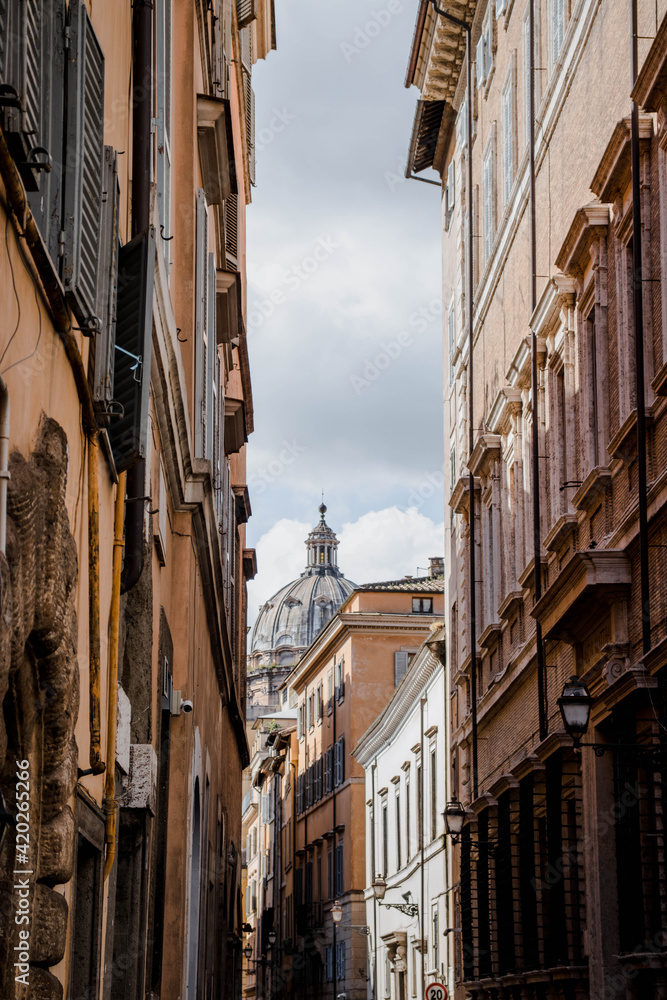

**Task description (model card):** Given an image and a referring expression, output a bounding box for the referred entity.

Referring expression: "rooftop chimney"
[428,556,444,578]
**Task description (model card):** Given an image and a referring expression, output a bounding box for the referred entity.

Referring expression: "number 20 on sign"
[425,984,448,1000]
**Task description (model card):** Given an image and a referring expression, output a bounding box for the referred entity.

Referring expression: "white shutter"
[448,159,456,211]
[449,309,455,387]
[194,190,209,458]
[485,23,493,78]
[553,0,565,63]
[483,144,494,261]
[476,35,485,86]
[394,651,410,687]
[502,80,513,205]
[457,97,468,149]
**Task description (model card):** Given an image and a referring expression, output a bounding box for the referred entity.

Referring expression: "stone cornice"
[590,114,654,203]
[488,387,522,434]
[468,433,501,477]
[531,550,631,642]
[555,200,611,278]
[633,12,667,111]
[529,274,577,338]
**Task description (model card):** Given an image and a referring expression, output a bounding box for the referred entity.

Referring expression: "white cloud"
[247,507,444,631]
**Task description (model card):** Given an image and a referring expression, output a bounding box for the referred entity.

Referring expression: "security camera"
[170,691,194,716]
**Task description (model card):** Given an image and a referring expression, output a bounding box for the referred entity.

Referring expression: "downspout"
[420,696,426,1000]
[529,0,548,741]
[122,0,153,593]
[0,376,9,556]
[104,471,126,878]
[0,124,104,777]
[332,675,337,1000]
[371,761,377,1000]
[630,0,651,656]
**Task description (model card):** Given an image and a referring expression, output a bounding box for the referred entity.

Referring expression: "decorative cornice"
[590,114,654,203]
[555,200,611,278]
[488,387,523,435]
[530,274,577,338]
[469,434,502,477]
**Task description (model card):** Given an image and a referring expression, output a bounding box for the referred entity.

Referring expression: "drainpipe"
[630,0,651,656]
[332,677,337,1000]
[529,0,548,741]
[0,376,9,556]
[420,696,426,1000]
[122,0,153,593]
[104,471,126,877]
[0,123,105,777]
[371,761,377,1000]
[427,0,477,802]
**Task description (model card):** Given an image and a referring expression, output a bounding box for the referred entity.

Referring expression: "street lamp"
[558,676,594,740]
[371,874,386,900]
[443,800,466,838]
[243,946,253,961]
[331,900,343,924]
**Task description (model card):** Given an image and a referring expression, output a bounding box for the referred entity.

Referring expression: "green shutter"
[62,0,105,331]
[108,227,156,472]
[194,189,208,457]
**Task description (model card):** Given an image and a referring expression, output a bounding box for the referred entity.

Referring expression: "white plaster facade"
[354,627,451,1000]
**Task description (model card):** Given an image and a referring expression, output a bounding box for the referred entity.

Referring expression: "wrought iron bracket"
[379,901,419,917]
[573,740,667,763]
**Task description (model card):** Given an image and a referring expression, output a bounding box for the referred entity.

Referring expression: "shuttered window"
[22,0,66,261]
[448,307,455,387]
[156,0,172,272]
[476,34,485,87]
[90,146,120,417]
[62,1,105,331]
[237,0,256,28]
[108,227,157,472]
[552,0,565,64]
[334,847,344,899]
[194,190,213,459]
[483,136,495,263]
[502,67,515,207]
[335,940,345,980]
[394,651,410,687]
[224,194,239,269]
[325,945,333,982]
[334,736,345,787]
[324,746,333,794]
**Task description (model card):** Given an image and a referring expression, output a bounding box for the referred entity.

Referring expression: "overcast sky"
[245,0,445,622]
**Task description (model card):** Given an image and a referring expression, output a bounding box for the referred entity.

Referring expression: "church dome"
[249,505,356,669]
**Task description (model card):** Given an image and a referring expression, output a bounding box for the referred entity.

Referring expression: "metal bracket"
[115,344,143,382]
[379,901,419,917]
[17,146,52,173]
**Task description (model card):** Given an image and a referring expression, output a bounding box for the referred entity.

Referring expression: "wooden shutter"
[448,159,455,210]
[237,0,256,28]
[483,147,494,261]
[394,651,410,687]
[325,945,333,982]
[485,22,493,78]
[224,194,238,269]
[108,227,156,471]
[24,0,66,253]
[62,1,105,330]
[91,146,120,417]
[206,252,216,460]
[243,69,255,186]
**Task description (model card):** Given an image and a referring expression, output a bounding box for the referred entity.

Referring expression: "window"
[334,658,344,701]
[328,846,333,899]
[552,0,566,64]
[327,668,333,713]
[325,944,333,981]
[317,854,322,900]
[501,64,515,207]
[430,748,438,841]
[445,159,456,228]
[416,764,423,846]
[335,842,344,896]
[305,860,313,905]
[335,940,346,981]
[395,790,402,871]
[324,745,333,794]
[476,10,494,88]
[412,598,434,613]
[406,776,411,862]
[395,651,410,687]
[193,191,215,461]
[522,0,542,149]
[587,309,601,467]
[457,96,468,150]
[483,136,496,262]
[297,701,304,739]
[448,307,456,387]
[334,736,345,787]
[382,801,389,876]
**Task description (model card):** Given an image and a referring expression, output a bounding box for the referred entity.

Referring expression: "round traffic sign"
[425,984,448,1000]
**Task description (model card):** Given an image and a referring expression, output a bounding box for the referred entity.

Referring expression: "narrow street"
[0,1,666,999]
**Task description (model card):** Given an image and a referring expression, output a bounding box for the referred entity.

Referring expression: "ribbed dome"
[249,507,356,669]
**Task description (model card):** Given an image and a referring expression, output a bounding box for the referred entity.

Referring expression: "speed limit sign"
[425,984,448,1000]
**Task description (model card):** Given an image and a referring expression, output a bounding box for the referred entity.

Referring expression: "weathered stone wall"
[0,417,78,1000]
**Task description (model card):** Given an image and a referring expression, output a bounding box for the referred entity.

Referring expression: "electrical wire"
[0,211,21,368]
[1,267,42,376]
